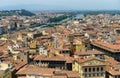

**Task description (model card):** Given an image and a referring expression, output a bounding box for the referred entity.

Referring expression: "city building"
[34,55,74,70]
[73,57,106,78]
[16,65,80,78]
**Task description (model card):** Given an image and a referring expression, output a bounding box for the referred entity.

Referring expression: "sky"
[0,0,120,10]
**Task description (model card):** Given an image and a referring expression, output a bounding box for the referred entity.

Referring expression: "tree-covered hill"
[0,9,35,16]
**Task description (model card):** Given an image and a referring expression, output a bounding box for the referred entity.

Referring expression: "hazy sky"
[0,0,120,10]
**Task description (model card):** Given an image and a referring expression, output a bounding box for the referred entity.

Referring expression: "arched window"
[101,67,103,71]
[89,68,91,72]
[97,67,99,71]
[85,68,87,72]
[93,68,95,72]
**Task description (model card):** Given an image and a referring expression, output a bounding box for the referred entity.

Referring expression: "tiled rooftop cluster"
[0,13,120,78]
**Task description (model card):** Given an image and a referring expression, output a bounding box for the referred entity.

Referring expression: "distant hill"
[0,9,35,16]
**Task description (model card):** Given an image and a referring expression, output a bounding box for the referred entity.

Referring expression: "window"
[93,73,95,77]
[101,73,103,76]
[85,68,87,72]
[97,73,99,76]
[97,67,99,71]
[101,67,103,71]
[84,74,87,77]
[96,61,99,64]
[89,68,91,72]
[89,74,91,77]
[93,68,95,72]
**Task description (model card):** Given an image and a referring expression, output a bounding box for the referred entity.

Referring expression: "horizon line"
[0,9,120,11]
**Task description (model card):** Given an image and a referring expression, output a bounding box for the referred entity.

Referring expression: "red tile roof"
[16,65,54,77]
[92,41,120,53]
[14,61,27,70]
[16,65,80,78]
[74,50,104,55]
[107,69,120,75]
[34,55,74,63]
[75,57,105,64]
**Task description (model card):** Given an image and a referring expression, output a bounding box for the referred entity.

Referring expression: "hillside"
[0,9,35,16]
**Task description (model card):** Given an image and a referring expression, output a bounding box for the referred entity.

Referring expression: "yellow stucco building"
[72,57,106,78]
[72,39,85,52]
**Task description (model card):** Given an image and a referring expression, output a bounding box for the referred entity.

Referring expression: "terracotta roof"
[17,76,26,78]
[34,55,74,63]
[53,76,67,78]
[105,58,120,73]
[74,50,104,55]
[57,48,70,51]
[14,61,27,70]
[92,41,120,53]
[61,70,80,78]
[13,47,28,52]
[53,70,80,78]
[84,31,97,35]
[34,54,47,60]
[34,55,65,61]
[16,65,54,76]
[16,65,80,78]
[0,52,10,60]
[0,44,8,51]
[75,57,105,64]
[107,69,120,75]
[105,58,119,67]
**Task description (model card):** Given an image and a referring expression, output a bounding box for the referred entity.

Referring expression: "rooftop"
[74,50,104,55]
[16,65,80,78]
[34,55,74,63]
[92,41,120,53]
